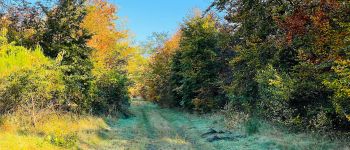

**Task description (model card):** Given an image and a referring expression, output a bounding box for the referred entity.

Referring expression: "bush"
[92,70,130,116]
[46,133,78,148]
[0,29,50,78]
[324,58,350,121]
[223,103,249,129]
[245,117,261,135]
[255,65,295,124]
[0,67,65,124]
[0,29,65,126]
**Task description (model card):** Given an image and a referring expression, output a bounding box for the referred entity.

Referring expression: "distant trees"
[144,14,231,112]
[144,31,181,106]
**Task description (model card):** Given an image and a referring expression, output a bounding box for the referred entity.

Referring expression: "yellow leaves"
[81,0,127,71]
[165,31,181,51]
[268,75,282,87]
[0,28,8,45]
[346,115,350,121]
[0,31,51,78]
[202,14,216,30]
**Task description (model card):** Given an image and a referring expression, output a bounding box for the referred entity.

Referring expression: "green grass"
[1,100,348,150]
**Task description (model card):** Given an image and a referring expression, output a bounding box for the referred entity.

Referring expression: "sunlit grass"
[161,136,189,145]
[0,113,111,149]
[0,132,59,150]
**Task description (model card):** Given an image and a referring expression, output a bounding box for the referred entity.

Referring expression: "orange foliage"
[82,0,127,66]
[151,31,181,61]
[145,31,181,101]
[282,9,309,44]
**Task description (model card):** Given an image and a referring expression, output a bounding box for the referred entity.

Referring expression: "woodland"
[0,0,349,149]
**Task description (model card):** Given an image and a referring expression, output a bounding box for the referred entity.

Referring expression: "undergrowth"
[0,112,111,149]
[221,105,350,150]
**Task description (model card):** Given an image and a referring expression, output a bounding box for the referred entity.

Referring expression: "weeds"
[244,118,261,135]
[0,112,110,149]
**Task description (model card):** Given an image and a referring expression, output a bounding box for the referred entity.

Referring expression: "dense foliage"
[41,0,94,112]
[143,14,232,112]
[170,14,229,111]
[0,0,132,121]
[0,28,65,126]
[208,0,350,130]
[142,0,350,131]
[0,0,349,143]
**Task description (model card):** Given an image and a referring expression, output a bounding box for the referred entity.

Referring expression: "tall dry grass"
[0,111,110,149]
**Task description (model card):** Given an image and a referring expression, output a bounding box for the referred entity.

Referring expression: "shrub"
[223,103,249,129]
[255,65,295,124]
[245,117,261,135]
[0,29,65,126]
[324,58,350,121]
[0,29,50,78]
[92,70,130,116]
[0,68,64,125]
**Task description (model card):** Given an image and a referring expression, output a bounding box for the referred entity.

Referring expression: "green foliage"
[0,29,50,78]
[0,0,131,118]
[211,0,350,130]
[324,57,350,120]
[92,70,130,116]
[41,0,93,113]
[0,67,64,112]
[255,65,295,124]
[244,118,261,135]
[0,30,65,126]
[46,133,78,148]
[170,14,228,112]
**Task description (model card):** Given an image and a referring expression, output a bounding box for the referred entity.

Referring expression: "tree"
[170,14,227,112]
[210,0,350,129]
[81,0,127,73]
[144,31,181,106]
[0,0,45,48]
[81,0,132,115]
[41,0,93,112]
[140,32,169,55]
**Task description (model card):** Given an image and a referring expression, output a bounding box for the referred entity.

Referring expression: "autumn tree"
[0,0,45,48]
[144,31,181,106]
[81,0,127,73]
[210,0,350,129]
[81,0,132,115]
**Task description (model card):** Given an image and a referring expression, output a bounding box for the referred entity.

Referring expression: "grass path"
[97,100,348,150]
[100,100,221,150]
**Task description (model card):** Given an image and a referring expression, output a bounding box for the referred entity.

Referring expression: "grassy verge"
[220,110,350,150]
[0,113,112,149]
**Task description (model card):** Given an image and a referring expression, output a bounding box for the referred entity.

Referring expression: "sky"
[110,0,213,43]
